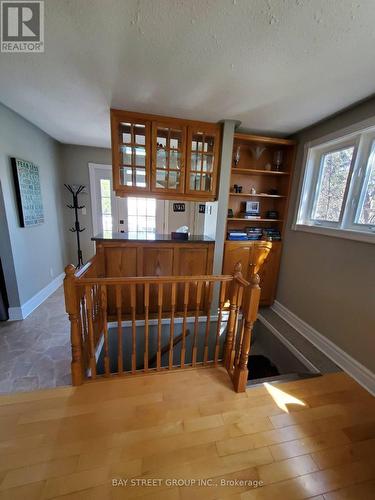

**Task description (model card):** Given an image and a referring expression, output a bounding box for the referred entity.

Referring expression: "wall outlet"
[81,207,87,215]
[50,267,54,278]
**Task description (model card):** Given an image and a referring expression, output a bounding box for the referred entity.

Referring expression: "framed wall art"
[11,158,44,227]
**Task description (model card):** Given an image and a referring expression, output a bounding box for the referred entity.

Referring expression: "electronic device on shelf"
[243,200,261,219]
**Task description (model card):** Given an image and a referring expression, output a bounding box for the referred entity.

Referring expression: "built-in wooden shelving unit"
[222,132,296,306]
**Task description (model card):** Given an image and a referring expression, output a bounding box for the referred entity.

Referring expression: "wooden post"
[223,262,242,370]
[233,273,261,392]
[64,264,83,386]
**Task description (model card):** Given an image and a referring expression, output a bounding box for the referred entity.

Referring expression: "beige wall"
[59,144,112,264]
[0,103,67,307]
[277,97,375,373]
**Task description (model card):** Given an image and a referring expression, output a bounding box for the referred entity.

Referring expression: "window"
[311,147,354,222]
[356,141,375,225]
[295,122,375,243]
[100,179,112,231]
[127,197,156,233]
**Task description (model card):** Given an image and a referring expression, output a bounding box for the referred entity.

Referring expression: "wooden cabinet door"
[151,121,187,196]
[104,246,139,315]
[259,241,282,306]
[223,241,280,306]
[140,246,175,313]
[174,245,214,311]
[185,124,221,200]
[222,242,253,277]
[111,111,151,194]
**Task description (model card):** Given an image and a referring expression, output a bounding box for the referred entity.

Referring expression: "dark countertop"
[92,232,215,243]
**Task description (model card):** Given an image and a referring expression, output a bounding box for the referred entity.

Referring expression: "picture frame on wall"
[11,157,44,227]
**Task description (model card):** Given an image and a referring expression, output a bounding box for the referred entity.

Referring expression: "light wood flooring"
[0,368,374,499]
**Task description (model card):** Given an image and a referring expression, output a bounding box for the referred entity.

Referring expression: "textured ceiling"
[1,0,375,147]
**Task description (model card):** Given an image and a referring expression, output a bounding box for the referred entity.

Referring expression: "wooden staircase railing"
[64,245,271,392]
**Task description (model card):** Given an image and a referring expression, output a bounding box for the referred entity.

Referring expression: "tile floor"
[0,287,71,394]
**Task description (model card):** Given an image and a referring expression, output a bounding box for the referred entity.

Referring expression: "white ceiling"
[1,0,375,148]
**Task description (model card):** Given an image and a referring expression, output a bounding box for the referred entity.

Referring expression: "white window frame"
[293,116,375,244]
[88,163,165,235]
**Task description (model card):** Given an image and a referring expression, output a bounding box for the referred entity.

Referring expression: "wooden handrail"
[74,255,98,278]
[77,274,234,285]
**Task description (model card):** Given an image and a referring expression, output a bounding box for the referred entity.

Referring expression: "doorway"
[88,163,166,235]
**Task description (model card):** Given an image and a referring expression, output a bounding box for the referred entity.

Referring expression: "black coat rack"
[65,184,85,267]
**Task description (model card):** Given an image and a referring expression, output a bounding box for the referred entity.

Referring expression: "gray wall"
[59,144,112,264]
[0,103,67,306]
[277,97,375,373]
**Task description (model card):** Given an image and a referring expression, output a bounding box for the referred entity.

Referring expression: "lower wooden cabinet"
[97,240,214,315]
[222,241,282,306]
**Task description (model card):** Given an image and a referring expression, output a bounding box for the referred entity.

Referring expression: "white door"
[89,163,165,235]
[89,164,117,235]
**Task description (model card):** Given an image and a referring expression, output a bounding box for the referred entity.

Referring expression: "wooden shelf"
[231,168,290,176]
[233,132,296,146]
[227,218,283,222]
[229,193,285,199]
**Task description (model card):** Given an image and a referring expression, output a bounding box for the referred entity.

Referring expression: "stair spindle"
[130,284,136,374]
[157,283,163,371]
[115,285,123,374]
[85,285,97,378]
[192,281,203,367]
[180,282,189,368]
[168,282,177,369]
[144,283,150,372]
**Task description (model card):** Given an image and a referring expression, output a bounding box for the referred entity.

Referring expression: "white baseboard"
[271,300,375,396]
[8,272,65,321]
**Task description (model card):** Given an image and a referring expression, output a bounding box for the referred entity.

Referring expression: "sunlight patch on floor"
[264,382,306,413]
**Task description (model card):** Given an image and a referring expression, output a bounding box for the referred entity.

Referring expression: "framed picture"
[11,158,44,227]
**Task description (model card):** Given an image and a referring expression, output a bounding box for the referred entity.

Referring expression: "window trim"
[293,115,375,244]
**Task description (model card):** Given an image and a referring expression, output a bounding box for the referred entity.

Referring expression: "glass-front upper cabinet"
[111,109,221,200]
[111,111,151,193]
[151,122,186,195]
[186,125,220,198]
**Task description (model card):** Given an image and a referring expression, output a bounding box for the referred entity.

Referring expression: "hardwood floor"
[0,368,374,499]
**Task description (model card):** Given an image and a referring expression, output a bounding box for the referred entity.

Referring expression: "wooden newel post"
[224,262,242,370]
[64,264,83,386]
[233,273,261,392]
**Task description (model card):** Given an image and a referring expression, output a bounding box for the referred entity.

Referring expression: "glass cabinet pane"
[134,124,146,145]
[169,150,181,169]
[190,173,201,190]
[203,135,215,153]
[119,122,132,144]
[135,147,146,167]
[157,128,168,148]
[202,174,212,191]
[135,168,146,187]
[190,153,200,171]
[156,148,168,169]
[168,171,180,189]
[192,133,203,152]
[202,154,213,172]
[120,146,132,165]
[170,129,182,150]
[156,170,167,188]
[120,166,133,186]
